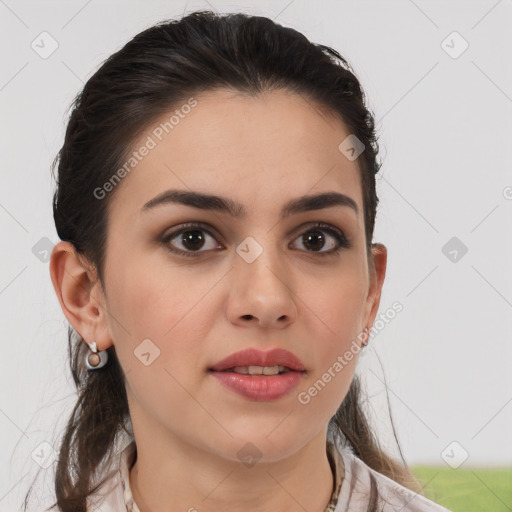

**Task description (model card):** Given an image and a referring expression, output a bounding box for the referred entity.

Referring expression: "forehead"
[107,88,364,225]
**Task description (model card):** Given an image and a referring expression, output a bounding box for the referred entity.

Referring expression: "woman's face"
[91,88,386,462]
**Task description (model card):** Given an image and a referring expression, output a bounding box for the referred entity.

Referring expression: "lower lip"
[209,371,305,401]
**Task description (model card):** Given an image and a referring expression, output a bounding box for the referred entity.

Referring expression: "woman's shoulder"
[334,441,453,512]
[44,475,126,512]
[45,439,134,512]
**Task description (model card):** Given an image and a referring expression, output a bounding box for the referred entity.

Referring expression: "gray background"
[1,0,511,510]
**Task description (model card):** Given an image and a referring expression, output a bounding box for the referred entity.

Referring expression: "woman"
[33,10,451,512]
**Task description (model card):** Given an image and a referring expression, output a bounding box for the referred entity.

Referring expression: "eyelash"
[160,221,351,258]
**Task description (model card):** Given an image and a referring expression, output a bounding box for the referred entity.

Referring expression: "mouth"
[209,365,303,376]
[208,365,306,401]
[209,347,306,374]
[207,348,306,401]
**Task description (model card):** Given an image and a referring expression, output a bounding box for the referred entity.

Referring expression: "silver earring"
[361,327,370,348]
[85,341,109,370]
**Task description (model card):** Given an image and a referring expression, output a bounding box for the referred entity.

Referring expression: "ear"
[362,243,387,332]
[49,241,113,351]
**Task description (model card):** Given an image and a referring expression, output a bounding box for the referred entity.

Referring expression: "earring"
[85,341,109,370]
[361,327,370,348]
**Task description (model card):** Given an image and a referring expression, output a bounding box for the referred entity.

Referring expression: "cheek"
[110,254,209,338]
[108,258,221,380]
[111,266,213,423]
[304,278,366,341]
[297,281,364,411]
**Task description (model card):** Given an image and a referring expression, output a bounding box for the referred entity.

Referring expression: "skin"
[50,88,387,512]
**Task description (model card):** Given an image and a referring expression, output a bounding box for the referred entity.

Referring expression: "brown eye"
[300,230,331,252]
[179,229,207,251]
[290,223,350,255]
[162,223,223,257]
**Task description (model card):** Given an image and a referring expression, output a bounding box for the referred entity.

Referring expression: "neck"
[128,432,336,512]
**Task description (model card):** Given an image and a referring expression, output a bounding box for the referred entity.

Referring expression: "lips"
[209,348,306,373]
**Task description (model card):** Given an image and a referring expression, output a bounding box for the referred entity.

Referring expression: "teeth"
[230,365,289,375]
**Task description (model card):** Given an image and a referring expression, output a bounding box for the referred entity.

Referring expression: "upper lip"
[209,348,306,372]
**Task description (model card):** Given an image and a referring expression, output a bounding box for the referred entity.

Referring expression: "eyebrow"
[141,189,359,218]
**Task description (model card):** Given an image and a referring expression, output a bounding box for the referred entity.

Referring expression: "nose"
[225,240,298,329]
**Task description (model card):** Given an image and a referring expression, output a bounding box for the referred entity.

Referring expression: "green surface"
[411,466,512,512]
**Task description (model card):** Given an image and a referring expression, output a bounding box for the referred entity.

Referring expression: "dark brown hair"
[24,10,424,512]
